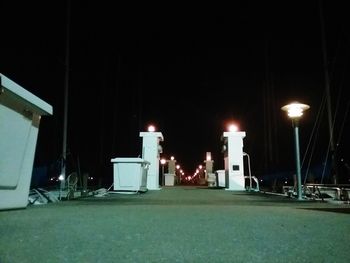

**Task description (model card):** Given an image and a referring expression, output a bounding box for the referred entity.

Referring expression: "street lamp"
[176,164,181,184]
[281,102,310,200]
[160,158,166,186]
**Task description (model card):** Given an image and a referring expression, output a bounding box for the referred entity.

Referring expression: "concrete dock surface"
[1,186,349,263]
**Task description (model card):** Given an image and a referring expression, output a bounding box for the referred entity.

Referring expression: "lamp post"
[176,164,181,184]
[281,102,310,200]
[160,158,166,186]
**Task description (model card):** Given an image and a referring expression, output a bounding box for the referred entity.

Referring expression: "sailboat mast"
[61,0,71,188]
[319,0,337,184]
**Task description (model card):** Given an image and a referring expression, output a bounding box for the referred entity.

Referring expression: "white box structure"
[139,131,163,190]
[216,170,226,187]
[111,158,150,192]
[223,131,246,191]
[164,173,175,186]
[0,73,53,210]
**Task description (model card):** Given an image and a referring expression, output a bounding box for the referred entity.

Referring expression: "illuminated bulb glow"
[281,103,310,119]
[148,125,156,132]
[288,108,303,118]
[228,124,238,132]
[206,152,212,161]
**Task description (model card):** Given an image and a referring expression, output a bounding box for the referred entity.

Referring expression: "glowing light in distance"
[228,124,238,132]
[148,125,156,132]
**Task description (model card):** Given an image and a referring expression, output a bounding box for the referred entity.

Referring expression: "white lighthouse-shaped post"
[223,125,246,191]
[139,125,164,190]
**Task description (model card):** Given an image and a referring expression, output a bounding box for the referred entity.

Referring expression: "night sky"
[1,1,349,184]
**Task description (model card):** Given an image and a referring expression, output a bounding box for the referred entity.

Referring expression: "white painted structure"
[216,170,226,187]
[205,159,216,187]
[139,131,164,190]
[164,173,175,186]
[0,73,53,210]
[111,157,149,192]
[223,131,246,191]
[165,158,176,186]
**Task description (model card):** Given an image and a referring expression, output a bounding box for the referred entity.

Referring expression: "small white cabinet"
[111,158,150,192]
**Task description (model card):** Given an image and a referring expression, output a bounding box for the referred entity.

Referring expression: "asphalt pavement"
[1,186,349,263]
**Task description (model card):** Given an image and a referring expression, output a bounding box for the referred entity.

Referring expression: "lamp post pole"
[282,102,310,201]
[292,119,302,200]
[160,158,166,186]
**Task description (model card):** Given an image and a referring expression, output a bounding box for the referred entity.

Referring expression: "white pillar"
[168,159,176,174]
[223,131,246,191]
[205,160,213,174]
[139,132,164,190]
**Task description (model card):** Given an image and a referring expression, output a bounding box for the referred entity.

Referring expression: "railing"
[283,183,350,201]
[304,184,350,201]
[244,176,260,192]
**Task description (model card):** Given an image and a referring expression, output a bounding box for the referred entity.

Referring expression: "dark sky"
[1,1,349,183]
